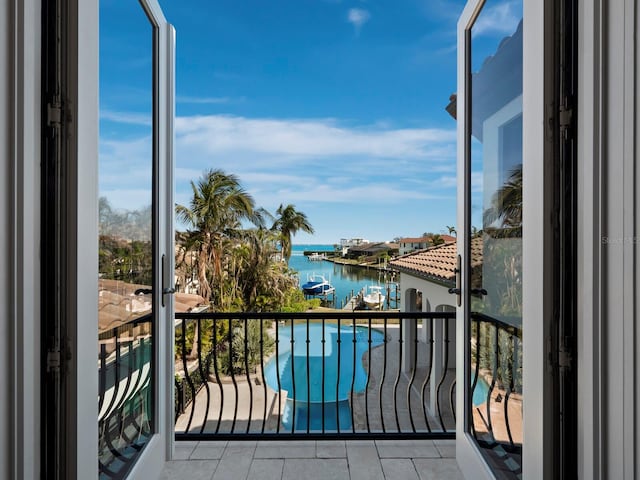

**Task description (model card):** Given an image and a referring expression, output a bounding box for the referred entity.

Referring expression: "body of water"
[289,244,398,309]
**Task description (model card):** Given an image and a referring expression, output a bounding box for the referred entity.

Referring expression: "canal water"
[289,244,398,309]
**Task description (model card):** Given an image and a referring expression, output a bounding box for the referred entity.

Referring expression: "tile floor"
[161,440,464,480]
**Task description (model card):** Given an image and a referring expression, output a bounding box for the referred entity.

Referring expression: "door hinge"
[558,336,573,370]
[47,103,63,127]
[46,338,72,373]
[558,348,572,370]
[46,349,61,372]
[559,100,574,140]
[548,335,574,371]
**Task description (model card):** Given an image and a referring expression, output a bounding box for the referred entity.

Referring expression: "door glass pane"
[98,1,154,477]
[468,1,523,477]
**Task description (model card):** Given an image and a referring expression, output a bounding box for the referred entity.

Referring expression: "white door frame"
[73,0,175,477]
[455,1,547,478]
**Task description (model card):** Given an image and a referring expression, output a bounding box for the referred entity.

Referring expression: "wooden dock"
[342,288,365,310]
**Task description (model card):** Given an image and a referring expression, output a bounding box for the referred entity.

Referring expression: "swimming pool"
[471,376,491,407]
[264,322,385,430]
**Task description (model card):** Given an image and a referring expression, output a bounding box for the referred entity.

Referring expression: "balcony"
[98,310,521,478]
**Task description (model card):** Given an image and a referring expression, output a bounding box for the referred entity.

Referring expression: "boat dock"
[341,283,400,311]
[342,288,365,311]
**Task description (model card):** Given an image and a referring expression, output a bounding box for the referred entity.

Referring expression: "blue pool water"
[264,322,385,430]
[472,377,491,406]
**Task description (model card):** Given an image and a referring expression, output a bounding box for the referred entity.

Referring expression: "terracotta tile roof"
[98,278,207,333]
[399,236,432,243]
[399,235,457,244]
[389,238,483,284]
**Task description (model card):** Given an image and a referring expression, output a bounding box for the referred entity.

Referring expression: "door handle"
[448,254,461,307]
[162,254,175,307]
[471,288,487,296]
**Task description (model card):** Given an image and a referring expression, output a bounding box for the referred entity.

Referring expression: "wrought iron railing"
[174,311,457,440]
[469,312,523,476]
[98,314,153,479]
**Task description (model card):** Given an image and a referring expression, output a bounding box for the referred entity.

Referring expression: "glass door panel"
[98,1,155,477]
[466,1,523,477]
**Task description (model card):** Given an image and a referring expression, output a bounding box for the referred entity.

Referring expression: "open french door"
[455,1,525,479]
[41,0,174,478]
[96,1,175,478]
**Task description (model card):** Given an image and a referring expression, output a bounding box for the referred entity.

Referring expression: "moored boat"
[301,274,334,295]
[363,285,385,310]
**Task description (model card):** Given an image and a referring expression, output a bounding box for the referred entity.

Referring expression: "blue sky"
[100,0,523,244]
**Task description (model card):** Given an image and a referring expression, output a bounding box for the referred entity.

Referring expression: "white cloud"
[347,8,370,33]
[272,182,446,204]
[100,112,458,218]
[177,95,242,105]
[100,110,152,126]
[472,2,521,37]
[175,115,454,163]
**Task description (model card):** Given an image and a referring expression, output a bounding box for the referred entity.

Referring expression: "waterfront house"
[345,241,399,261]
[339,237,369,256]
[2,0,639,479]
[398,235,456,255]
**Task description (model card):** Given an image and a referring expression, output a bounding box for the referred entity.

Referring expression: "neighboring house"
[339,237,368,256]
[391,239,481,311]
[398,235,456,255]
[390,239,482,372]
[345,241,399,260]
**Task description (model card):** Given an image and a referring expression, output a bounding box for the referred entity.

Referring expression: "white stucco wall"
[399,272,457,369]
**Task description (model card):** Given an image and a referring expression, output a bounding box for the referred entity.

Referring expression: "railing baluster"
[180,319,196,433]
[98,343,108,416]
[504,331,517,448]
[350,318,357,433]
[470,318,481,440]
[244,319,253,434]
[485,323,500,439]
[306,318,311,433]
[197,317,211,434]
[275,320,282,434]
[121,335,146,439]
[436,316,450,431]
[393,317,403,432]
[336,318,341,433]
[420,317,433,433]
[449,379,456,424]
[212,319,224,434]
[103,330,122,428]
[290,319,296,433]
[407,317,418,433]
[321,317,326,434]
[365,316,372,433]
[378,318,388,433]
[228,318,239,434]
[260,319,267,434]
[116,339,136,446]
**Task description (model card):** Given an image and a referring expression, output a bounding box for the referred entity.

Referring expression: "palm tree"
[176,169,260,304]
[271,204,314,263]
[430,234,445,246]
[483,165,522,238]
[446,225,457,237]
